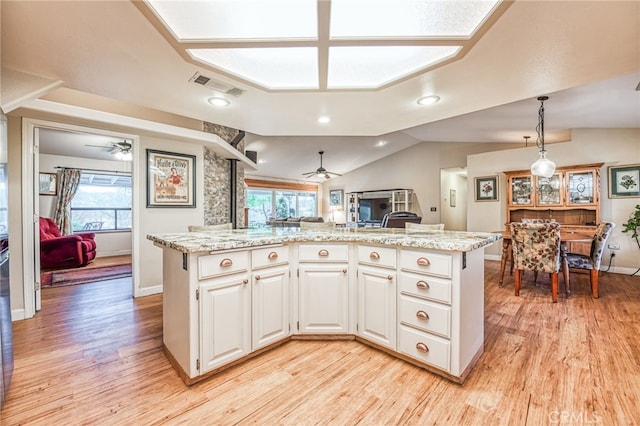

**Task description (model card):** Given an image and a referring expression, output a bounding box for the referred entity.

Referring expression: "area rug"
[41,263,132,288]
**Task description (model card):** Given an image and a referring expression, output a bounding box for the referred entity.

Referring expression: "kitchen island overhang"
[148,228,501,385]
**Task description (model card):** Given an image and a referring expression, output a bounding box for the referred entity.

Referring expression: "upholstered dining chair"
[299,221,336,229]
[510,222,562,303]
[188,223,233,232]
[565,222,615,298]
[405,222,445,231]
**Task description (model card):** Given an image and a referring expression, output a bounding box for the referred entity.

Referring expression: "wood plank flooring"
[2,261,640,425]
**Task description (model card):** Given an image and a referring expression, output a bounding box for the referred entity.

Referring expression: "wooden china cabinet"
[504,163,604,255]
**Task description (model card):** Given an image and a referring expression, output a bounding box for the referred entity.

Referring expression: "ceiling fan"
[302,151,342,180]
[85,140,132,160]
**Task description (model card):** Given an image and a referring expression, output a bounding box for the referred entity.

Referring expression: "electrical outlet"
[608,243,620,250]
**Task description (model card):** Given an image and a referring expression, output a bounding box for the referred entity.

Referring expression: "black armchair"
[381,211,422,228]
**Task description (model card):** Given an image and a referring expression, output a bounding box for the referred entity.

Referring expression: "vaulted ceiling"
[2,1,639,181]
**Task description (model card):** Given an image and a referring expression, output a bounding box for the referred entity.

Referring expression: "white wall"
[39,153,132,257]
[467,128,640,271]
[441,169,467,231]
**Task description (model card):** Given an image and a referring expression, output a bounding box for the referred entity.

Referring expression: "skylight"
[142,0,504,92]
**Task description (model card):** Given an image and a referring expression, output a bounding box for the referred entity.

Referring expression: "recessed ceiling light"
[318,115,331,124]
[376,140,387,147]
[417,95,440,106]
[208,96,231,107]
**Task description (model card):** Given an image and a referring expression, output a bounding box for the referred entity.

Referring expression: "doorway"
[23,119,138,315]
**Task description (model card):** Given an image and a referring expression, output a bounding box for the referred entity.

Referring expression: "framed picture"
[449,189,456,207]
[39,172,57,196]
[146,149,196,207]
[330,189,343,207]
[475,175,498,201]
[609,164,640,198]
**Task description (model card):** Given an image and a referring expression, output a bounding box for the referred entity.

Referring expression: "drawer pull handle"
[220,258,233,267]
[268,251,278,260]
[369,251,380,260]
[417,257,431,267]
[318,249,329,257]
[416,280,430,289]
[255,275,261,281]
[243,279,249,285]
[416,310,429,320]
[387,275,393,281]
[416,343,429,353]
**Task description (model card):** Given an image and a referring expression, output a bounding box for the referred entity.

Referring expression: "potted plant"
[622,204,640,276]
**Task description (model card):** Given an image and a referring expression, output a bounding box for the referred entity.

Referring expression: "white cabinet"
[200,272,251,373]
[252,246,290,350]
[357,245,396,350]
[298,243,349,334]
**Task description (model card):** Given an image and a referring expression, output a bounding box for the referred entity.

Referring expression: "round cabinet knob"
[387,275,393,281]
[416,343,429,353]
[242,279,249,285]
[416,257,431,267]
[220,258,233,267]
[268,251,278,260]
[416,280,430,290]
[369,252,380,260]
[342,269,347,274]
[318,249,329,257]
[255,275,261,281]
[416,310,429,320]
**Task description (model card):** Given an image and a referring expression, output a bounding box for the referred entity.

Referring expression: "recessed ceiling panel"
[330,0,501,38]
[189,48,319,90]
[328,46,461,89]
[145,0,317,40]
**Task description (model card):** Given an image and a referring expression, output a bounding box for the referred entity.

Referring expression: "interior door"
[32,127,41,311]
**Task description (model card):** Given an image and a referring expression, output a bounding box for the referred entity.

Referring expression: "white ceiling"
[2,1,639,182]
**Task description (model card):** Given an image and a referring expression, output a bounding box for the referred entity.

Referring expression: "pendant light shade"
[530,96,555,178]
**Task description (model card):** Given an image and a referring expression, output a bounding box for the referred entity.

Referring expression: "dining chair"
[188,223,233,232]
[299,221,336,229]
[510,222,562,302]
[565,222,615,298]
[405,222,444,231]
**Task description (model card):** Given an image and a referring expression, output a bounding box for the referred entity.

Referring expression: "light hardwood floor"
[2,261,640,425]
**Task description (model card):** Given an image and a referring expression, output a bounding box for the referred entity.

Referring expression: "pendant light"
[530,96,556,178]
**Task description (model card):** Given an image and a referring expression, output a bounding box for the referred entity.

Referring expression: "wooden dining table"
[494,228,593,297]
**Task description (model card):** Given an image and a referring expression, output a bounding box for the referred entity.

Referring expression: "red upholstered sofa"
[39,217,97,269]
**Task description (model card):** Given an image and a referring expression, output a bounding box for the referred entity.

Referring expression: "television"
[359,197,392,223]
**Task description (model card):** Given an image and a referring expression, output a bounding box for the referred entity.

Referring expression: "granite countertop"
[147,227,502,253]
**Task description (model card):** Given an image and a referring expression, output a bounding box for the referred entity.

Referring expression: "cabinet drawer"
[400,249,452,278]
[399,270,451,304]
[252,245,289,269]
[299,244,349,262]
[399,294,451,338]
[198,251,249,279]
[357,245,396,269]
[399,324,450,372]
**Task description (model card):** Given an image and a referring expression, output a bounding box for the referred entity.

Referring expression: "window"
[70,172,132,232]
[246,188,317,228]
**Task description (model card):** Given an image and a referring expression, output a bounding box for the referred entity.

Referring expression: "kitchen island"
[148,228,500,385]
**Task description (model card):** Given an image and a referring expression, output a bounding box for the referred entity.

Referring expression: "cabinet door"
[566,169,597,206]
[252,266,290,350]
[200,273,251,374]
[536,173,563,206]
[508,175,533,206]
[298,264,349,333]
[357,265,396,350]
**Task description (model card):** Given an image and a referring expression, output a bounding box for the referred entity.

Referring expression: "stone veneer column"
[202,121,246,227]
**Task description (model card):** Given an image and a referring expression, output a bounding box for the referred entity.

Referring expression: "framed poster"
[39,172,57,196]
[475,176,498,201]
[146,149,196,207]
[330,189,343,207]
[609,164,640,198]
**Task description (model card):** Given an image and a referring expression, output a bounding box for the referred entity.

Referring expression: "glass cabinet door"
[536,174,563,206]
[509,175,533,205]
[566,170,597,206]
